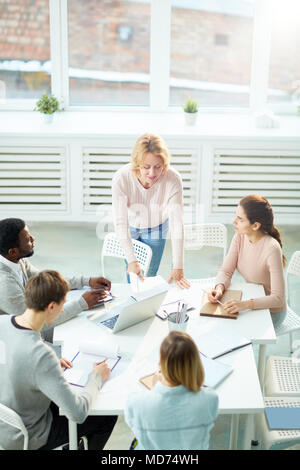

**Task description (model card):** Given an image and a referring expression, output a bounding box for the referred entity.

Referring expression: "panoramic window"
[169,0,254,107]
[68,0,151,106]
[268,0,300,105]
[0,0,51,101]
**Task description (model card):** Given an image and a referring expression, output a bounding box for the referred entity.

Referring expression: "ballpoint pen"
[96,358,107,366]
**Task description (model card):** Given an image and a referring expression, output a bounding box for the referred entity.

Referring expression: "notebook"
[265,406,300,430]
[200,289,242,319]
[64,340,121,387]
[190,321,251,359]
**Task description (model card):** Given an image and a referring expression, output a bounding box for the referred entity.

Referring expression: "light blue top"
[124,382,219,450]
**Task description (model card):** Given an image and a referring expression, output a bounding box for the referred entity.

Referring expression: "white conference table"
[54,279,276,450]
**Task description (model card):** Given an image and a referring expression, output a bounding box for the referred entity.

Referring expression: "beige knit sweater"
[112,163,184,269]
[215,233,286,314]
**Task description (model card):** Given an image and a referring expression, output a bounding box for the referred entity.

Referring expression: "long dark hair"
[239,195,286,267]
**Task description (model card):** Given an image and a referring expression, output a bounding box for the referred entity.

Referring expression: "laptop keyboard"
[100,314,120,330]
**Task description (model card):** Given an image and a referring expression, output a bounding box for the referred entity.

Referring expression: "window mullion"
[150,0,171,111]
[49,0,69,106]
[249,0,271,112]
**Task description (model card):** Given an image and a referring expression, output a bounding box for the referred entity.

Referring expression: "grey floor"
[28,221,300,450]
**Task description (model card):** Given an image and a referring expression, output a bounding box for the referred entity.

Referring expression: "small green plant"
[34,94,62,115]
[183,98,198,113]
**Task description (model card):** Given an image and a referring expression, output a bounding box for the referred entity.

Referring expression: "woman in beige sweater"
[112,133,189,289]
[208,195,287,328]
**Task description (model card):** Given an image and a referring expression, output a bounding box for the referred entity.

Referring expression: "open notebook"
[200,289,242,319]
[64,340,121,387]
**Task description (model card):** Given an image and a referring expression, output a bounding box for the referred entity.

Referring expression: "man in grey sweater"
[0,270,117,450]
[0,218,111,334]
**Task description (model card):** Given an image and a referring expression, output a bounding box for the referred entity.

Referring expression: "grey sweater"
[0,259,89,330]
[0,315,102,450]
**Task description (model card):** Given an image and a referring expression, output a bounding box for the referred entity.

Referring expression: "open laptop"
[88,284,168,334]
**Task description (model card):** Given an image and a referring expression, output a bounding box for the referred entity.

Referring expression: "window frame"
[0,0,296,115]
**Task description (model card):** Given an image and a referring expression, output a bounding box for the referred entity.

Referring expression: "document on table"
[129,274,169,294]
[199,353,233,388]
[190,321,251,359]
[64,340,121,387]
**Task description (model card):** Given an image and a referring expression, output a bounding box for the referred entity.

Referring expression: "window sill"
[0,110,300,140]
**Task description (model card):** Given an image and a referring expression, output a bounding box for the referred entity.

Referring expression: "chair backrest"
[184,223,227,260]
[0,403,28,450]
[286,251,300,304]
[287,251,300,277]
[101,232,152,277]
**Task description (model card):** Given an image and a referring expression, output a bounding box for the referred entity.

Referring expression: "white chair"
[0,403,28,450]
[255,397,300,450]
[0,402,88,450]
[184,223,227,261]
[101,232,152,278]
[274,251,300,352]
[264,355,300,397]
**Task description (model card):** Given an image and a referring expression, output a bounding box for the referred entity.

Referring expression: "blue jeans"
[125,219,169,281]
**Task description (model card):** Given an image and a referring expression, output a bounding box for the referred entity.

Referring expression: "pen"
[96,358,107,366]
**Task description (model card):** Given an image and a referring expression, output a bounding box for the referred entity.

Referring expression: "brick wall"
[0,0,299,97]
[0,0,50,61]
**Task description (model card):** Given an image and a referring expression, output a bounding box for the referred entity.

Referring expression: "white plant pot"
[43,113,54,124]
[184,112,198,126]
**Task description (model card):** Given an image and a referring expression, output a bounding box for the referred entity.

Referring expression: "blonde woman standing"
[112,133,189,289]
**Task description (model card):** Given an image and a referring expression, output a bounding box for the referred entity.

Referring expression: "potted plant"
[34,94,63,123]
[183,98,198,126]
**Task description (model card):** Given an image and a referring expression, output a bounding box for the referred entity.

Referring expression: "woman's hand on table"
[128,261,145,281]
[207,285,224,303]
[168,269,190,289]
[222,299,253,315]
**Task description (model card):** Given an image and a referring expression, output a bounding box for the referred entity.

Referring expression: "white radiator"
[212,149,300,214]
[82,147,199,219]
[0,147,67,211]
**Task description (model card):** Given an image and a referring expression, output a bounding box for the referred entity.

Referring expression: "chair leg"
[81,436,88,450]
[290,332,293,353]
